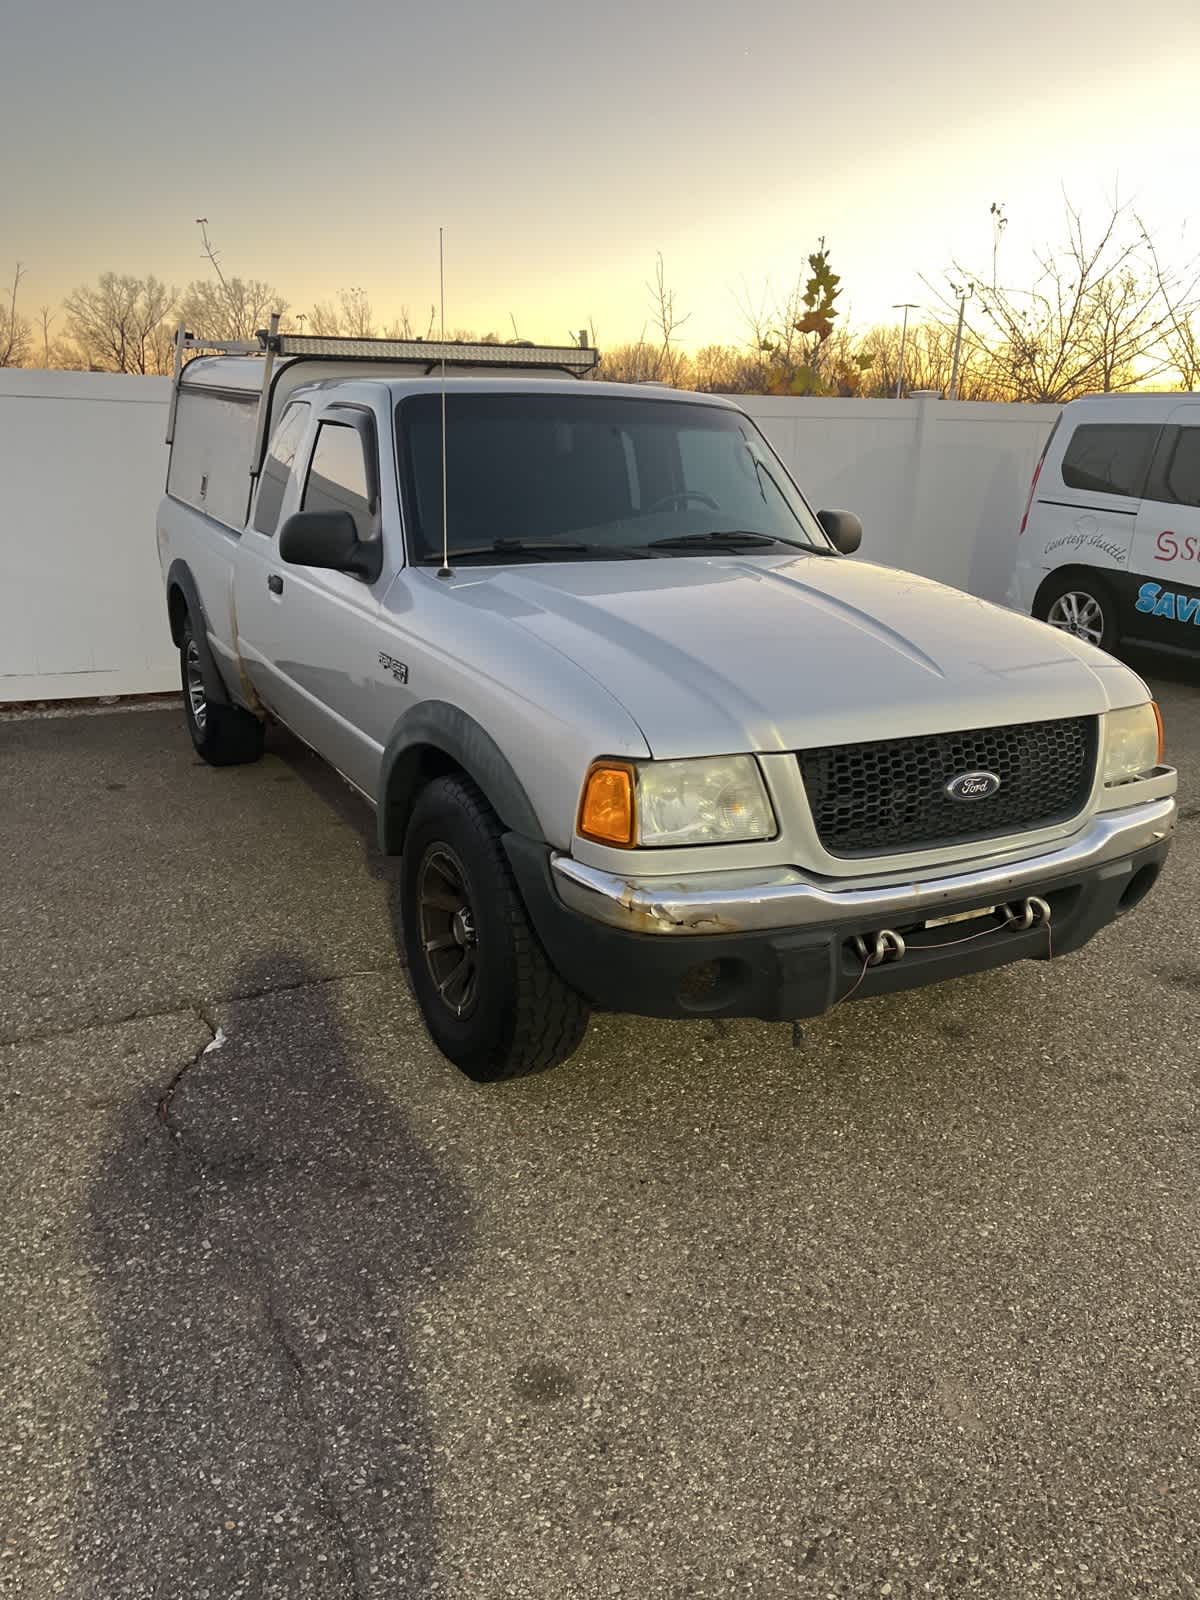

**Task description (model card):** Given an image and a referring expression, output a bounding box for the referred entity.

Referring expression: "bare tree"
[1145,227,1200,391]
[989,201,1008,291]
[307,299,342,336]
[178,277,288,342]
[692,344,765,393]
[646,253,690,385]
[62,273,178,374]
[382,307,416,340]
[176,219,289,341]
[934,196,1193,403]
[0,261,31,367]
[595,321,677,385]
[338,287,375,338]
[856,318,999,400]
[735,271,808,372]
[306,287,377,338]
[38,305,53,367]
[595,340,653,383]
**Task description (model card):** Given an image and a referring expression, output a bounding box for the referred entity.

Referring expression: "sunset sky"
[4,0,1198,350]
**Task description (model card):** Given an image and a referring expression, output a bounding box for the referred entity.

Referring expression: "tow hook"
[852,929,907,967]
[1000,895,1052,931]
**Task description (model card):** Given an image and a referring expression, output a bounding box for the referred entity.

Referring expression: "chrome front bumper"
[550,796,1177,936]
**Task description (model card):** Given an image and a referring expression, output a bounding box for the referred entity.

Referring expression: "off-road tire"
[180,617,265,766]
[402,775,590,1081]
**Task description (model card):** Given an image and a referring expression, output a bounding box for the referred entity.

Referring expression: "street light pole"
[893,303,918,399]
[948,282,973,401]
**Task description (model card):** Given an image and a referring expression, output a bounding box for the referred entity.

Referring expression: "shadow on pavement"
[75,955,467,1598]
[269,726,410,975]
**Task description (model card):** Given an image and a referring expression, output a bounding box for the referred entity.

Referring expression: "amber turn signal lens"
[1152,700,1165,764]
[579,763,635,846]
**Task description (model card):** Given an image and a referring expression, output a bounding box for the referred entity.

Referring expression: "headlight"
[579,756,776,847]
[1102,702,1163,787]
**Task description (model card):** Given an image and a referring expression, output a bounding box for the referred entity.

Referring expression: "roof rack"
[165,312,600,460]
[262,330,599,374]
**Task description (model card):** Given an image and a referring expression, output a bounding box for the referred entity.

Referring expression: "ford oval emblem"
[946,770,1001,801]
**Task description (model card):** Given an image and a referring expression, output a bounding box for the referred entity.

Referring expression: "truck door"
[1128,405,1200,648]
[236,401,393,797]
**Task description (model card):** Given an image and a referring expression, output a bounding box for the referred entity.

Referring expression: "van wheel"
[180,618,265,766]
[1035,573,1118,653]
[401,775,590,1081]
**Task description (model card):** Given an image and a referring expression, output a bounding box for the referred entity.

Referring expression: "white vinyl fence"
[1,371,174,702]
[0,369,1059,703]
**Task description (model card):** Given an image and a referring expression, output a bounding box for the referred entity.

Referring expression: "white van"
[1012,393,1200,655]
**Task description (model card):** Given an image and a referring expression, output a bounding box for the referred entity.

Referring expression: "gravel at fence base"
[0,693,181,720]
[1,679,1198,1599]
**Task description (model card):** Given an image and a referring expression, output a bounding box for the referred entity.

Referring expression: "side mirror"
[278,509,382,581]
[818,508,863,555]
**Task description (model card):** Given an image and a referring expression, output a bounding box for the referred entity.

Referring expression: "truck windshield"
[395,392,831,563]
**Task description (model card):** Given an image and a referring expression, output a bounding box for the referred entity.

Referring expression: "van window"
[252,402,310,534]
[1165,428,1200,508]
[302,422,374,541]
[1060,423,1158,498]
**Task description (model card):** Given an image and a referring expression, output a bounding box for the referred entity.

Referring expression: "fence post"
[905,391,942,579]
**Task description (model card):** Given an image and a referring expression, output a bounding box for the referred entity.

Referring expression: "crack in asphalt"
[155,1007,220,1139]
[264,1291,365,1600]
[0,1001,218,1051]
[0,965,402,1050]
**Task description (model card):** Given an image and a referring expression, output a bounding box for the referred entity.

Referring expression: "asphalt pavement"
[3,676,1200,1599]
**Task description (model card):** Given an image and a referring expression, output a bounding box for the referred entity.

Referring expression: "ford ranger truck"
[158,330,1177,1081]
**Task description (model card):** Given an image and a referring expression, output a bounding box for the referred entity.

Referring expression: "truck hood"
[459,553,1146,758]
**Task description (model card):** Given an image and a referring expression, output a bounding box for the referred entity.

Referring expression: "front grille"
[797,715,1098,856]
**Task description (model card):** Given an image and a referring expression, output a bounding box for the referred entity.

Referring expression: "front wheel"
[180,618,265,766]
[1035,573,1119,653]
[401,776,590,1081]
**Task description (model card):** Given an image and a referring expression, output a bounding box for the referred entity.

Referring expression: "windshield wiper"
[647,530,795,551]
[647,530,838,556]
[427,539,652,564]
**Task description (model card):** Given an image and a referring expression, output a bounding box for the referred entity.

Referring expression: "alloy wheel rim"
[417,846,479,1017]
[1046,591,1105,646]
[185,640,208,733]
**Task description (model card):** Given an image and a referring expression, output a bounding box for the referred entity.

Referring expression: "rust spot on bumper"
[616,880,743,935]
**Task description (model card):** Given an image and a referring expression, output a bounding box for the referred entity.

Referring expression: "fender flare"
[165,560,232,707]
[377,701,545,854]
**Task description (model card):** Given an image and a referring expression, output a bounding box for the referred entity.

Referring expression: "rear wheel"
[180,617,265,766]
[1035,572,1118,653]
[401,775,590,1081]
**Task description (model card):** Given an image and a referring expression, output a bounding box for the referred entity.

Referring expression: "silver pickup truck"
[158,329,1176,1080]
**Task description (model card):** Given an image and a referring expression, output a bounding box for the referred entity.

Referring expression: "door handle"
[268,574,284,595]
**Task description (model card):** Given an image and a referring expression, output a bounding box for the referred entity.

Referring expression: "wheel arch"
[378,702,545,854]
[1032,563,1115,616]
[165,559,233,706]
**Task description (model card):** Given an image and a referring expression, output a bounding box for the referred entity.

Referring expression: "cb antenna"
[436,226,453,579]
